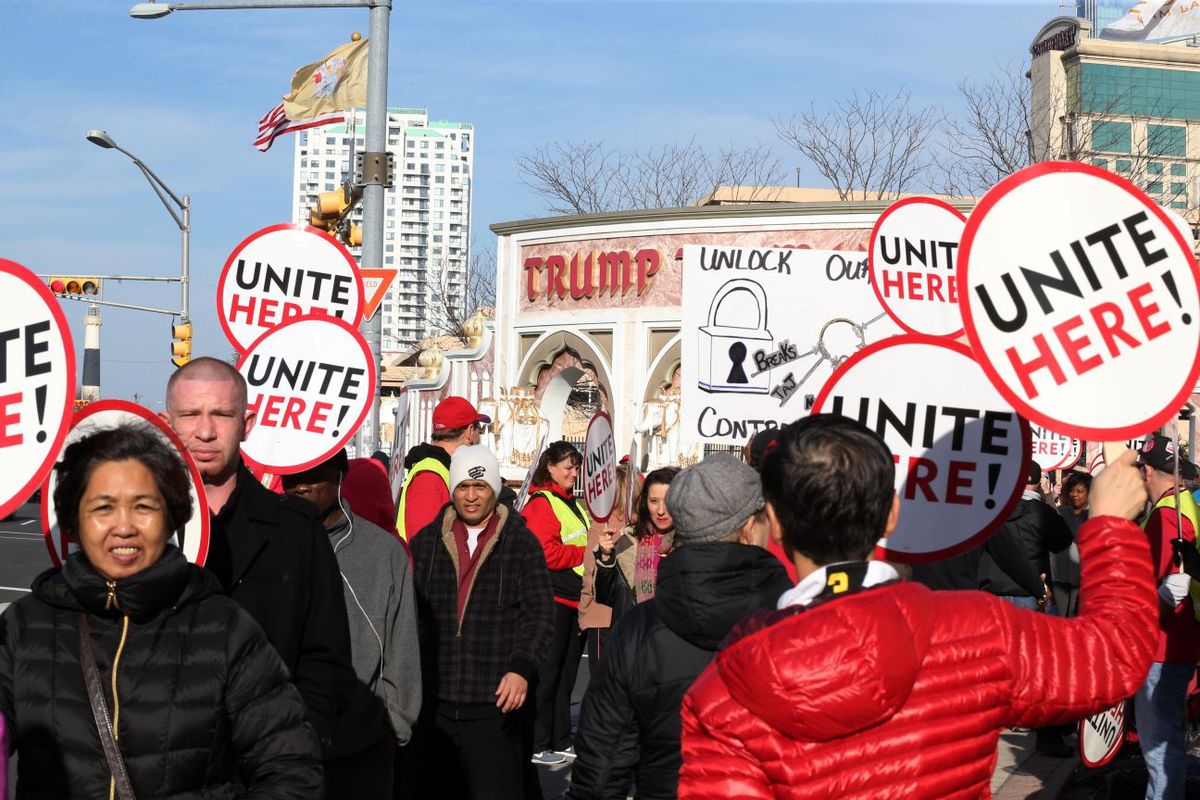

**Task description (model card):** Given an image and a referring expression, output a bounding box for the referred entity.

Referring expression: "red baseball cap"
[433,396,490,431]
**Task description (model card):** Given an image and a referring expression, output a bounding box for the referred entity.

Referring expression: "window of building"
[1173,200,1188,209]
[420,141,429,149]
[326,137,336,145]
[1149,162,1164,175]
[1172,181,1187,195]
[1148,124,1187,157]
[1148,181,1164,194]
[1173,163,1188,176]
[1092,120,1132,154]
[1116,159,1132,173]
[1080,63,1200,120]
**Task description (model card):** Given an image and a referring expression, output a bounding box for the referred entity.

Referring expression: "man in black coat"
[162,358,355,766]
[408,444,554,800]
[568,454,791,800]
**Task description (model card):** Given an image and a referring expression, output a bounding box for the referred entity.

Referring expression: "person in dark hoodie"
[395,395,489,540]
[567,454,790,800]
[282,449,422,798]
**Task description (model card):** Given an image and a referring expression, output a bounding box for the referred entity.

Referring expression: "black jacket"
[568,543,790,800]
[410,503,554,712]
[207,464,355,750]
[593,528,640,627]
[980,494,1073,598]
[0,547,322,799]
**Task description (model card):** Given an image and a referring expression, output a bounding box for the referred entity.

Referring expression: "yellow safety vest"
[396,457,450,540]
[1143,489,1200,620]
[533,490,591,576]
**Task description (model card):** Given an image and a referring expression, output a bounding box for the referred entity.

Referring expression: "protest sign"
[869,197,966,338]
[516,432,549,511]
[1030,424,1081,471]
[960,161,1200,440]
[237,313,375,474]
[624,436,639,524]
[0,259,76,520]
[582,411,617,521]
[41,400,210,567]
[218,224,364,352]
[812,335,1030,562]
[1079,702,1126,768]
[681,245,902,447]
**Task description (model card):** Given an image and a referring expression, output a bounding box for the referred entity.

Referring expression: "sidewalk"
[991,729,1079,800]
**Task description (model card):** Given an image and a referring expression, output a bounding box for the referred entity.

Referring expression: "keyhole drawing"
[727,342,749,384]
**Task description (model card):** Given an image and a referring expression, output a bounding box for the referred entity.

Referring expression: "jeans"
[1135,661,1194,800]
[999,595,1040,611]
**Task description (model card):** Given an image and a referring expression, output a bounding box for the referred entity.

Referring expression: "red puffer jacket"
[680,515,1157,799]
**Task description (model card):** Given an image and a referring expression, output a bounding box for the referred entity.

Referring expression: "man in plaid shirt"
[409,445,554,799]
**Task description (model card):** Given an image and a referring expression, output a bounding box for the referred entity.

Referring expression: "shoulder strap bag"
[78,612,137,800]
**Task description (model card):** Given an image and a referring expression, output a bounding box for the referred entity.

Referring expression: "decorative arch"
[643,333,681,402]
[516,330,614,441]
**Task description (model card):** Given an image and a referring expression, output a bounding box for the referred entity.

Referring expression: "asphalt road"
[0,501,50,605]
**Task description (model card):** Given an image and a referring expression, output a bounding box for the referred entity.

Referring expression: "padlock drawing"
[698,278,773,394]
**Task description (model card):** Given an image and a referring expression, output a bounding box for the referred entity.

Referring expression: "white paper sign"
[960,161,1200,440]
[0,258,76,519]
[812,335,1030,562]
[869,197,966,338]
[218,224,364,352]
[238,314,376,475]
[681,245,902,446]
[41,400,210,567]
[1079,702,1126,768]
[583,412,617,521]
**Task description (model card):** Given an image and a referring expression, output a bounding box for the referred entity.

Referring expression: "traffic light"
[48,276,100,296]
[309,184,354,232]
[341,223,363,248]
[171,321,192,368]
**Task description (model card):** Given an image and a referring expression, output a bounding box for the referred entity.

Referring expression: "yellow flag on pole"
[282,39,369,122]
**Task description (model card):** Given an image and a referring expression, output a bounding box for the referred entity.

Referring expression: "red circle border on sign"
[868,196,967,339]
[39,399,211,568]
[216,223,365,354]
[236,312,378,475]
[811,333,1032,564]
[583,410,616,523]
[0,258,77,521]
[958,160,1200,441]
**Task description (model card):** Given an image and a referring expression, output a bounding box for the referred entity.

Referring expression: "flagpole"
[360,0,391,454]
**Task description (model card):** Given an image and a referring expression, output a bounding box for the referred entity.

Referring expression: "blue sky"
[0,0,1061,404]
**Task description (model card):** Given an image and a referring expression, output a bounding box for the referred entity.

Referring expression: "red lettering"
[904,457,938,502]
[523,257,543,301]
[1052,314,1103,376]
[927,272,945,302]
[636,249,660,294]
[308,401,332,434]
[1128,281,1172,342]
[281,302,304,323]
[229,294,256,325]
[906,271,924,301]
[945,461,975,505]
[0,392,21,447]
[258,298,279,326]
[547,255,568,300]
[1089,301,1139,358]
[259,394,284,427]
[281,397,305,429]
[569,252,595,300]
[948,274,958,303]
[1006,333,1067,400]
[882,270,903,298]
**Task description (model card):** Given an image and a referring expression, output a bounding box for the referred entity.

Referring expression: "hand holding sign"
[238,313,375,474]
[0,259,75,519]
[812,335,1029,562]
[219,224,364,352]
[960,161,1200,439]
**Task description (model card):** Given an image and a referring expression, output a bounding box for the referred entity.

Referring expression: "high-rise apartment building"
[291,107,474,357]
[1075,0,1129,37]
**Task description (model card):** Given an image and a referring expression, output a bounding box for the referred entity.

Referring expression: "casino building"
[382,190,970,478]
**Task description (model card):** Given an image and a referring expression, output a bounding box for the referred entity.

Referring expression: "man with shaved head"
[163,357,356,794]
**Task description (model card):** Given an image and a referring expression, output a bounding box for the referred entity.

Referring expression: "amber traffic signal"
[48,276,100,296]
[171,321,192,368]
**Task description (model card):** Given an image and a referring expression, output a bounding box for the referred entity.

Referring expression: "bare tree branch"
[406,243,497,347]
[774,89,940,201]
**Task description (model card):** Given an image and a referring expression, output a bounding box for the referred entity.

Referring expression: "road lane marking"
[0,587,29,593]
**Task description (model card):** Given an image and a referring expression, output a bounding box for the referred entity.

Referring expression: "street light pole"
[85,129,191,324]
[130,0,391,452]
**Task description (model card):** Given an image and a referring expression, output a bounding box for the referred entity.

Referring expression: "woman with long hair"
[522,440,590,765]
[578,462,643,674]
[594,467,680,627]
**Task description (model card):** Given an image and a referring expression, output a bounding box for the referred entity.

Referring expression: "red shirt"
[522,482,587,608]
[1143,489,1200,664]
[404,470,450,540]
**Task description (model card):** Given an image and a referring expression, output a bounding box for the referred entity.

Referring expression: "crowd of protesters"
[0,358,1195,799]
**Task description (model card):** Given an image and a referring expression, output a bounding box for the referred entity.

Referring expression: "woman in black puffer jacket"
[0,423,322,799]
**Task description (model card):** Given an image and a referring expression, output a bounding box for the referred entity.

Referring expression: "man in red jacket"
[679,415,1158,799]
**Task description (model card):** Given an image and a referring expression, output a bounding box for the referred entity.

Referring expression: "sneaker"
[532,750,567,765]
[554,746,576,760]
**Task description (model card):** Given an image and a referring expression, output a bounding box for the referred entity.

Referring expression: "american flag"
[254,102,346,152]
